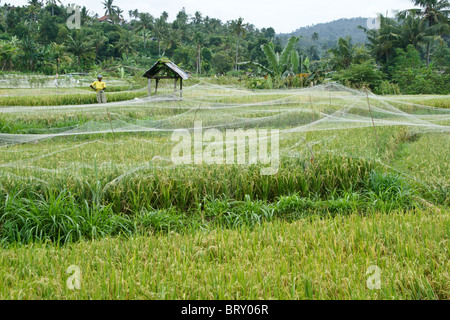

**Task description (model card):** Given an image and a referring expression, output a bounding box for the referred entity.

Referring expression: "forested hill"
[278,18,369,56]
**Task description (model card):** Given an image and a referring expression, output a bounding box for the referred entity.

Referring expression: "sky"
[10,0,418,33]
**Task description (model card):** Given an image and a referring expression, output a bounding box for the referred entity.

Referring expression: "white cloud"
[10,0,417,33]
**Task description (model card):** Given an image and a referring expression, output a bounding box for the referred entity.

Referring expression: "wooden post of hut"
[173,78,177,100]
[148,79,152,97]
[143,59,191,101]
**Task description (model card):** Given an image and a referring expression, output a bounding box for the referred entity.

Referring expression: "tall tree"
[115,7,124,24]
[329,37,370,70]
[20,36,39,70]
[50,42,67,74]
[46,0,60,16]
[136,12,153,49]
[39,13,59,44]
[231,18,248,71]
[408,0,450,66]
[360,15,402,65]
[90,31,108,58]
[192,11,203,25]
[194,32,204,74]
[116,30,136,58]
[65,31,95,67]
[154,13,169,56]
[397,10,432,50]
[102,0,119,22]
[163,27,181,58]
[27,0,42,29]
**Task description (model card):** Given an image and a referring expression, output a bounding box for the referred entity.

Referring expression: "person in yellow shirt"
[90,75,107,104]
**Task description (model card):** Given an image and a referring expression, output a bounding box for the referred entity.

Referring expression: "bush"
[333,60,384,90]
[377,80,401,95]
[212,53,234,75]
[391,67,450,94]
[387,45,450,94]
[246,77,270,89]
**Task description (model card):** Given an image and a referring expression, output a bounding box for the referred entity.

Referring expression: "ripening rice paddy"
[0,79,449,299]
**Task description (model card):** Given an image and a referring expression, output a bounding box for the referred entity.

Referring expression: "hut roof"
[143,59,191,80]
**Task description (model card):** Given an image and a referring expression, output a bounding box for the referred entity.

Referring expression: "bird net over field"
[0,81,449,195]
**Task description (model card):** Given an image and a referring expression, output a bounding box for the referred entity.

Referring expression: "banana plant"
[239,36,302,87]
[261,36,300,80]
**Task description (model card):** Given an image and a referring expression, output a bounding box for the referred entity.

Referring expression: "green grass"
[0,168,422,245]
[0,209,448,299]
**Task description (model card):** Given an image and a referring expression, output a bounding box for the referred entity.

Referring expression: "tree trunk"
[235,36,240,71]
[426,15,434,68]
[196,49,199,75]
[199,46,202,75]
[143,28,146,49]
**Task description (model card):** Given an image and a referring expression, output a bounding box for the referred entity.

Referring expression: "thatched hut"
[143,58,191,99]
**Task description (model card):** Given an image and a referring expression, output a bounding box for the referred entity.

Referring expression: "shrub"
[333,60,384,90]
[377,80,401,95]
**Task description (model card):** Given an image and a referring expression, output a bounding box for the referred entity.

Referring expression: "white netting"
[0,81,449,187]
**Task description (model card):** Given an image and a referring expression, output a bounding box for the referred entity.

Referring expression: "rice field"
[0,78,449,300]
[1,210,448,300]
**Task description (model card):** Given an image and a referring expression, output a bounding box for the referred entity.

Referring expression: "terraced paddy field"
[0,80,449,299]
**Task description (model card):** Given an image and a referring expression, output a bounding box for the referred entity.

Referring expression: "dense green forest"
[0,0,449,94]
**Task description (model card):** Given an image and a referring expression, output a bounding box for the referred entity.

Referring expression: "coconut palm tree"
[193,32,204,74]
[65,31,95,66]
[360,15,403,65]
[20,36,39,70]
[205,18,222,34]
[192,11,203,25]
[50,42,67,74]
[102,0,119,22]
[163,27,181,58]
[27,0,42,30]
[115,7,124,24]
[329,36,370,70]
[398,9,434,50]
[405,0,450,66]
[153,15,168,56]
[116,31,136,58]
[128,9,139,20]
[90,31,108,57]
[136,13,154,49]
[231,18,248,71]
[46,0,60,16]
